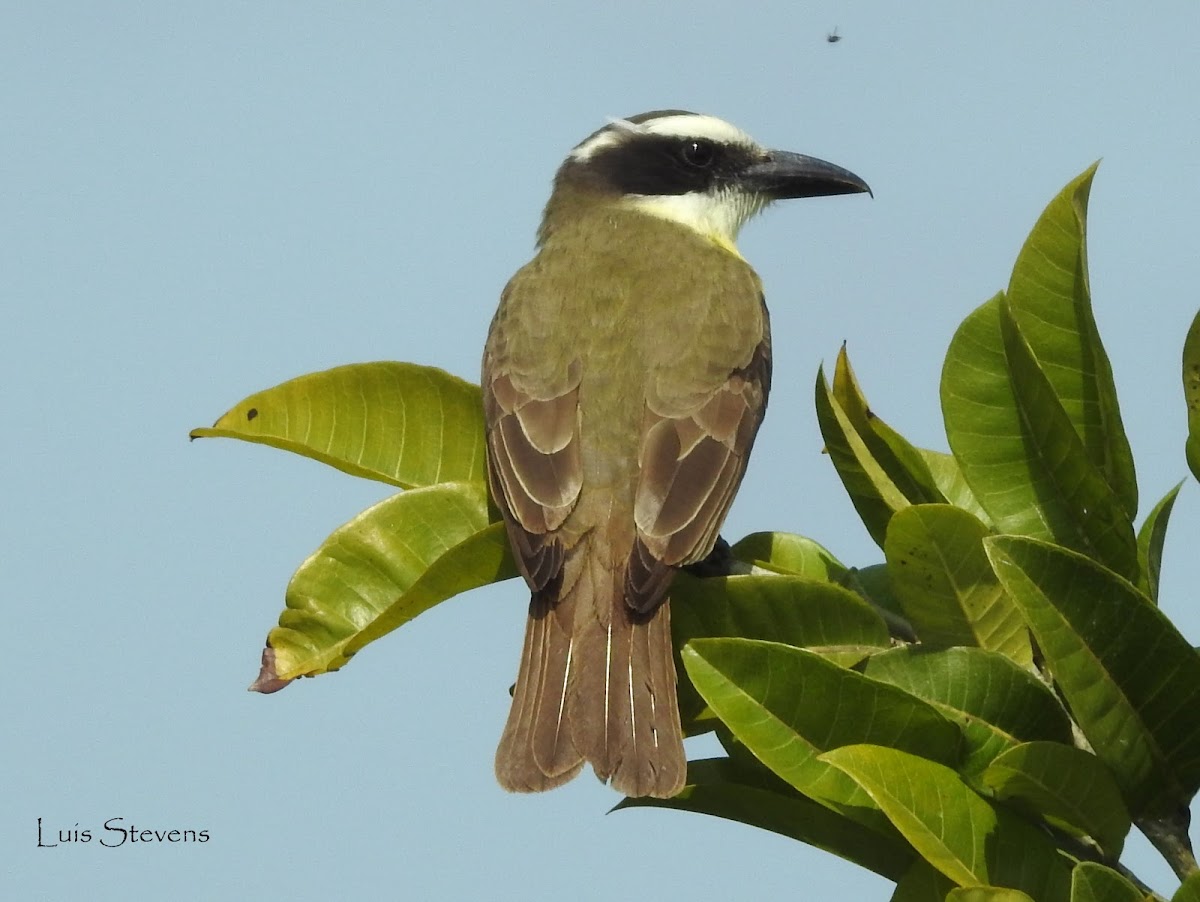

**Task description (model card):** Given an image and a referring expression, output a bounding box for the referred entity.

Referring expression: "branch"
[1138,807,1198,883]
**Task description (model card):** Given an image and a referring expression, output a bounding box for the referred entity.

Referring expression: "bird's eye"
[679,140,716,168]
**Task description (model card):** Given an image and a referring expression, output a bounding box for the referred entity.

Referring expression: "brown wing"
[629,318,771,614]
[482,355,583,592]
[485,283,589,788]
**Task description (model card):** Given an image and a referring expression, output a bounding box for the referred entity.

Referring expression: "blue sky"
[5,3,1199,898]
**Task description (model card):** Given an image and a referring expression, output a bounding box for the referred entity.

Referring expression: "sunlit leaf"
[884,504,1030,663]
[918,449,991,524]
[191,362,485,489]
[947,889,1035,902]
[822,744,1071,901]
[682,639,960,830]
[985,536,1200,816]
[1006,163,1137,519]
[862,647,1071,776]
[942,293,1137,581]
[1173,873,1200,902]
[730,531,848,581]
[672,574,889,663]
[672,574,890,731]
[981,742,1130,856]
[257,482,513,686]
[816,364,912,546]
[832,346,946,505]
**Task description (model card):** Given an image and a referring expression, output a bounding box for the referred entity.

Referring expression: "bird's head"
[543,110,870,250]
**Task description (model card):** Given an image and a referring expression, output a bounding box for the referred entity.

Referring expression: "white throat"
[621,188,767,249]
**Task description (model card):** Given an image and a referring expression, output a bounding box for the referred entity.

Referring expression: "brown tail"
[495,540,686,798]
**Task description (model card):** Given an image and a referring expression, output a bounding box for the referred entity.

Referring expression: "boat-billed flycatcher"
[483,110,869,798]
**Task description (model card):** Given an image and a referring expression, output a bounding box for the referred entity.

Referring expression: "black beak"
[742,150,871,200]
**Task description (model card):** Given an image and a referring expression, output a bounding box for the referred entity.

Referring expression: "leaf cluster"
[193,166,1200,900]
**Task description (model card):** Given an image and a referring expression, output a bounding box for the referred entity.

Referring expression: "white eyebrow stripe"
[569,128,624,162]
[568,113,759,162]
[638,114,757,147]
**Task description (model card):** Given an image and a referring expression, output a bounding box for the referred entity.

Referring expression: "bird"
[483,110,869,798]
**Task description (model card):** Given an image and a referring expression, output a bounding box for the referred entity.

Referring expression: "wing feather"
[629,321,771,612]
[483,363,583,590]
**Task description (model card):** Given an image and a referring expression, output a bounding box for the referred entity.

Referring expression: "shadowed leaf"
[942,293,1137,581]
[614,758,914,881]
[847,562,909,625]
[1005,163,1136,519]
[998,301,1137,579]
[981,741,1130,856]
[1184,310,1200,483]
[822,744,1071,900]
[986,536,1200,816]
[891,860,958,902]
[884,504,1030,663]
[1137,482,1182,603]
[1069,862,1147,902]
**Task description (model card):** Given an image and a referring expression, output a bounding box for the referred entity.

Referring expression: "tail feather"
[566,550,632,780]
[497,536,686,798]
[495,592,583,791]
[620,603,685,798]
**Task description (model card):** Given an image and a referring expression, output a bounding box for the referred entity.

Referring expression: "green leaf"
[918,448,992,524]
[672,574,889,663]
[942,293,1137,581]
[681,638,961,827]
[1006,163,1137,519]
[671,574,891,731]
[884,504,1031,663]
[985,536,1200,816]
[614,758,915,881]
[831,346,947,505]
[345,520,515,655]
[822,744,1072,901]
[255,482,514,686]
[846,562,911,627]
[1184,310,1200,483]
[997,300,1138,580]
[948,889,1036,902]
[191,362,486,489]
[891,860,958,902]
[816,364,912,546]
[1137,482,1182,603]
[730,531,848,581]
[980,742,1130,856]
[862,647,1072,777]
[1070,862,1147,902]
[1173,873,1200,902]
[942,293,1027,523]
